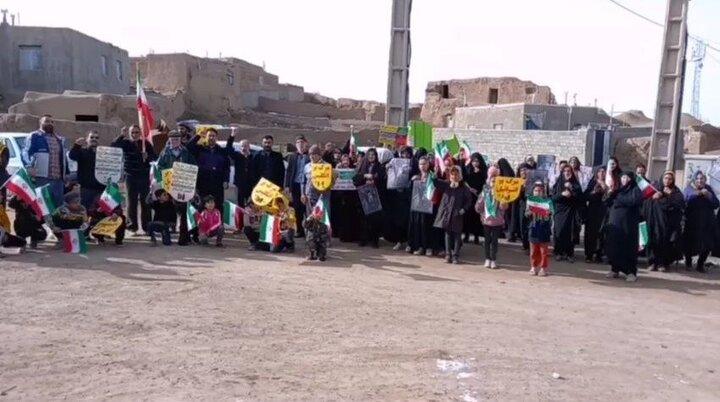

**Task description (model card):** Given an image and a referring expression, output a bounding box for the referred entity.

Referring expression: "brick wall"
[434,128,592,168]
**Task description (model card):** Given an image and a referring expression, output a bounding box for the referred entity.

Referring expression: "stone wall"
[421,77,556,128]
[435,128,591,168]
[0,113,122,144]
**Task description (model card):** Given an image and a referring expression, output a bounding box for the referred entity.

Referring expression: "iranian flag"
[259,214,282,246]
[136,70,155,147]
[150,162,162,188]
[433,141,450,174]
[526,196,554,219]
[636,175,657,199]
[223,200,244,231]
[34,184,56,218]
[425,173,436,200]
[4,168,37,207]
[638,221,649,251]
[312,197,331,234]
[187,204,199,231]
[98,183,124,214]
[457,140,472,165]
[62,229,88,254]
[483,190,498,218]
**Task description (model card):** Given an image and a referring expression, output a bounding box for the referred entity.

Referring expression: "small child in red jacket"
[198,196,224,247]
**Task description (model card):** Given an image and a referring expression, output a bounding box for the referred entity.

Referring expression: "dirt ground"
[1,234,719,401]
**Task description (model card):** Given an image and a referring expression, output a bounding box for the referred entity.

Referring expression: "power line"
[605,0,720,53]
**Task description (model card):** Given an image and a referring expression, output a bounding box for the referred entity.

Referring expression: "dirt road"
[1,236,719,401]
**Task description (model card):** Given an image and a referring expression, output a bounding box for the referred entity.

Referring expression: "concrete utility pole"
[647,0,690,180]
[385,0,412,127]
[690,40,707,119]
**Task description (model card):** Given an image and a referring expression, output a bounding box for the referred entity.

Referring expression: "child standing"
[303,213,330,261]
[146,189,177,246]
[475,166,508,269]
[526,181,553,276]
[198,196,224,247]
[433,165,473,264]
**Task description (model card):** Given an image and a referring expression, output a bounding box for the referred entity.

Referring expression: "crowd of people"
[1,115,719,283]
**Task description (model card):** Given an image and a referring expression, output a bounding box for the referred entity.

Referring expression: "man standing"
[157,130,196,245]
[22,115,67,207]
[250,135,285,188]
[68,130,106,210]
[284,136,310,237]
[111,124,157,233]
[226,127,253,207]
[187,128,230,214]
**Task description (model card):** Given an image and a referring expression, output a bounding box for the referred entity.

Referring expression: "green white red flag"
[34,184,56,218]
[223,200,244,231]
[526,196,554,219]
[98,183,124,214]
[136,70,155,146]
[62,229,88,254]
[312,197,331,234]
[457,140,472,165]
[636,175,657,199]
[638,221,649,251]
[187,204,199,231]
[483,189,498,218]
[3,168,37,210]
[425,173,436,200]
[434,141,450,174]
[259,214,282,247]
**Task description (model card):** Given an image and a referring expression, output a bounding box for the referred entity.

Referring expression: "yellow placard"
[251,178,289,215]
[90,216,123,238]
[162,169,173,193]
[493,177,526,203]
[311,163,334,192]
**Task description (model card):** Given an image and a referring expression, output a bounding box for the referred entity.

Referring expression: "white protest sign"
[94,146,124,184]
[169,162,198,202]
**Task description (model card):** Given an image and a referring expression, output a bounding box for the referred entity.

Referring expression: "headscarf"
[486,165,500,185]
[497,158,514,177]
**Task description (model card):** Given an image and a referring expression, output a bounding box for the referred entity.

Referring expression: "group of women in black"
[327,145,717,279]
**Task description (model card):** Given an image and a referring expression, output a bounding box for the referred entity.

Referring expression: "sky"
[4,0,720,124]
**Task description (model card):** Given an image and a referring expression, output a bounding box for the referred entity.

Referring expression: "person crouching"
[198,196,224,247]
[146,189,177,246]
[303,213,329,261]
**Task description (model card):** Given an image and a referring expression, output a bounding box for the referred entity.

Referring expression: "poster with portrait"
[386,158,411,190]
[525,169,549,195]
[411,181,433,214]
[536,154,556,173]
[357,184,382,215]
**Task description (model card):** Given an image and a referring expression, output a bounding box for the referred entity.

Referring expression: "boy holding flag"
[526,181,554,276]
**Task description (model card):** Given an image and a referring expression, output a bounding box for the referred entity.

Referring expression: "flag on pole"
[222,200,244,231]
[526,196,554,219]
[187,204,199,231]
[425,173,436,200]
[433,141,450,174]
[136,69,155,147]
[636,175,658,199]
[312,197,331,234]
[97,183,124,214]
[3,168,36,207]
[62,229,88,254]
[638,221,649,251]
[34,184,56,218]
[259,214,282,246]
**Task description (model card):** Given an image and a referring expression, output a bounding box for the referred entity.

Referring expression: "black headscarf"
[497,158,514,177]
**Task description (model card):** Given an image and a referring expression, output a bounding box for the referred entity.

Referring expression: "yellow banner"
[251,178,289,214]
[493,177,526,203]
[311,163,334,192]
[90,216,123,238]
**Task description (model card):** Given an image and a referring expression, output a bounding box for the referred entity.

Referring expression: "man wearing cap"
[157,130,196,245]
[284,136,310,237]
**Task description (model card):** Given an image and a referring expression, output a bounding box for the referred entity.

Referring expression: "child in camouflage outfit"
[303,214,330,261]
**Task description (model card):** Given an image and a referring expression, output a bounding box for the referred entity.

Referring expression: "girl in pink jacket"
[475,166,508,269]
